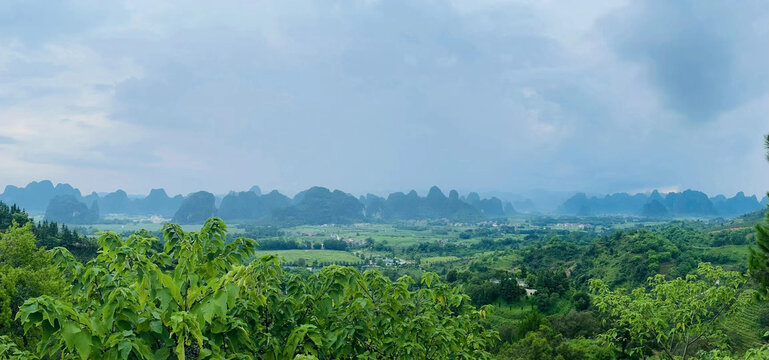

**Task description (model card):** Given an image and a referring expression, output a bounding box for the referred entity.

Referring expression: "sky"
[0,0,767,198]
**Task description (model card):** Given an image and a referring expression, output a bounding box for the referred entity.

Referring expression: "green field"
[287,223,475,248]
[70,222,247,236]
[253,250,363,265]
[421,256,460,265]
[722,299,767,353]
[695,244,751,270]
[481,252,523,271]
[79,223,201,233]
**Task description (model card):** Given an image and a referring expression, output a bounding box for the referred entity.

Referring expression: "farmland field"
[64,220,245,236]
[253,249,363,265]
[421,255,460,265]
[78,223,210,234]
[285,223,477,248]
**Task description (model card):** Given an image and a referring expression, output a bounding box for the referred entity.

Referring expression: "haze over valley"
[0,1,767,359]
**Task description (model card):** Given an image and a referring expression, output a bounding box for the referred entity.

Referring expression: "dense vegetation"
[1,139,768,358]
[0,202,96,260]
[0,218,495,359]
[0,207,768,358]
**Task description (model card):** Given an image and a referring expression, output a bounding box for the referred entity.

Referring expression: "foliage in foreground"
[697,345,769,360]
[0,223,66,347]
[749,203,769,299]
[9,218,496,359]
[591,263,750,360]
[495,324,614,360]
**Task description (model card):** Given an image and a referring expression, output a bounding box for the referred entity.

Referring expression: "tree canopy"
[0,222,66,348]
[590,263,749,360]
[9,218,496,359]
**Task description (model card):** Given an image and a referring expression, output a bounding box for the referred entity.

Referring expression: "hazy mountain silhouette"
[44,195,99,224]
[0,180,762,224]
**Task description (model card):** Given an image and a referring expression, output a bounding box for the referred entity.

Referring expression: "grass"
[286,223,477,248]
[482,252,523,271]
[74,223,204,235]
[486,299,538,328]
[482,295,575,329]
[722,299,767,354]
[421,256,460,265]
[75,223,247,236]
[253,250,363,265]
[695,245,751,271]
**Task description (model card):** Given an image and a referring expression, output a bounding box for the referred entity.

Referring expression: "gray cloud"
[0,1,126,44]
[601,0,768,122]
[0,0,766,197]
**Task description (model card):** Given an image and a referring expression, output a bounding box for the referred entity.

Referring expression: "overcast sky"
[0,0,767,197]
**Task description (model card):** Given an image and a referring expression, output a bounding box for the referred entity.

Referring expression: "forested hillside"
[0,203,768,359]
[0,201,96,260]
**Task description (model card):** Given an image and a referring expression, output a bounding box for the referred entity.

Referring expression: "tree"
[749,212,769,299]
[0,335,35,359]
[496,326,555,360]
[322,238,348,251]
[295,257,306,267]
[15,218,497,359]
[516,311,544,340]
[0,222,65,347]
[550,310,601,340]
[737,134,769,360]
[749,134,769,297]
[466,281,500,306]
[590,263,749,360]
[572,291,591,311]
[446,269,458,283]
[0,203,30,231]
[496,324,613,360]
[518,265,527,279]
[499,277,525,303]
[697,345,769,360]
[765,134,769,162]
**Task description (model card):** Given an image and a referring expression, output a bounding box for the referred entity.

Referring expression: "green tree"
[499,277,524,303]
[590,263,749,360]
[572,291,590,311]
[496,325,613,360]
[516,311,544,340]
[765,134,769,162]
[446,269,458,283]
[0,222,65,347]
[496,326,555,360]
[697,345,769,360]
[749,213,769,299]
[15,218,496,359]
[749,134,769,298]
[0,335,36,359]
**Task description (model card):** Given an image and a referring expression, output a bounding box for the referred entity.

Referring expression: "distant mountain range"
[178,186,513,225]
[0,180,765,224]
[558,189,767,218]
[0,180,183,218]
